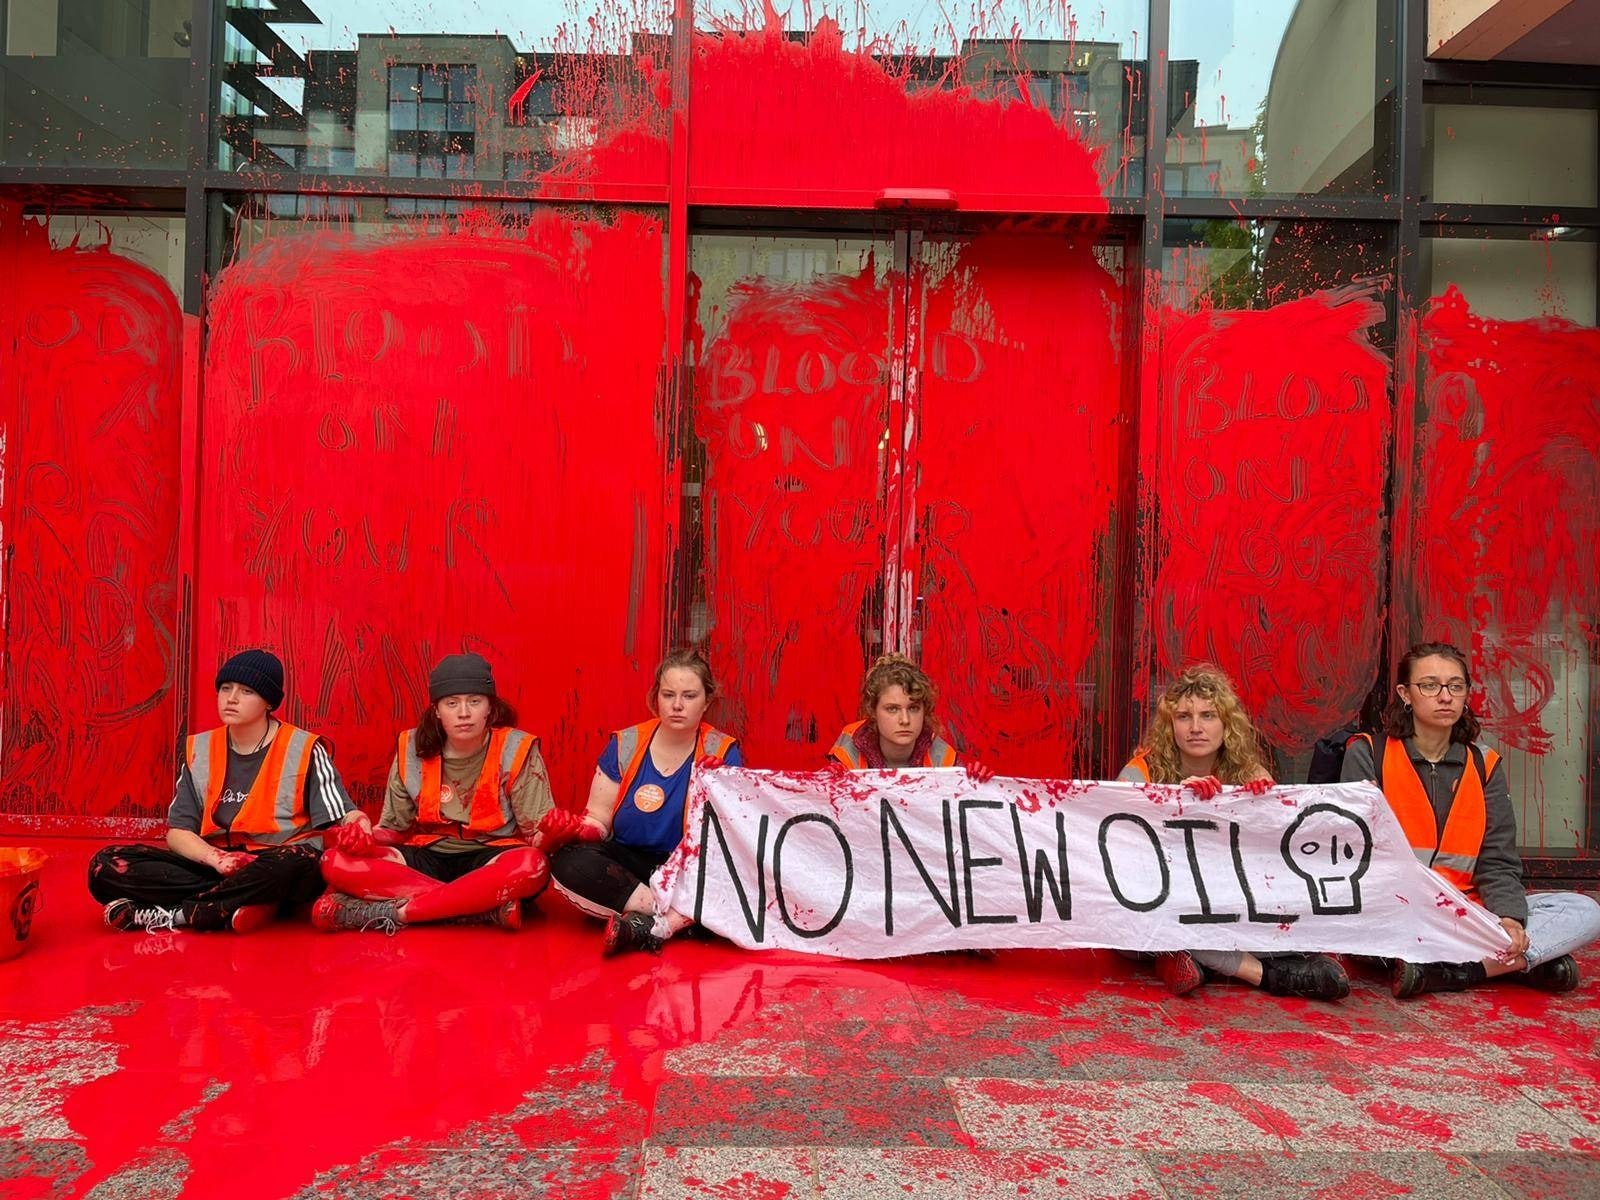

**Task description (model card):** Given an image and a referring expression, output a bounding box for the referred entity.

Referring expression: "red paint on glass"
[695,267,889,767]
[1153,290,1391,750]
[554,19,1107,212]
[1414,287,1600,755]
[914,234,1124,775]
[199,214,668,808]
[1,219,181,821]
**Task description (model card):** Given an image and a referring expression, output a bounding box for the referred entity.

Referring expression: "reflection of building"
[221,16,1201,202]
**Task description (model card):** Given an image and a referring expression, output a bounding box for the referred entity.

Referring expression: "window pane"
[694,1,1148,201]
[217,1,670,190]
[204,198,668,810]
[1157,220,1396,777]
[1426,104,1599,208]
[1,0,192,166]
[1167,1,1395,198]
[2,213,184,825]
[1414,235,1598,853]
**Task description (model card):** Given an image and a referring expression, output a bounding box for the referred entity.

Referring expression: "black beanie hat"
[215,649,285,710]
[429,652,496,703]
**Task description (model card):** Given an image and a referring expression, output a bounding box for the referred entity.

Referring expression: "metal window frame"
[0,0,1595,880]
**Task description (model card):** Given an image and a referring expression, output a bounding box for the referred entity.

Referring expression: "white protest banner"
[651,770,1512,962]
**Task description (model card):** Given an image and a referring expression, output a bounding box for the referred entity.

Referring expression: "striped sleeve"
[305,742,353,827]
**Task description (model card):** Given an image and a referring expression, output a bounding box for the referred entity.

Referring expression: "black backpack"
[1306,722,1365,784]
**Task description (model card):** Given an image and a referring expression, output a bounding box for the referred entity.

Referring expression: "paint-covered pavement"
[3,841,1597,1199]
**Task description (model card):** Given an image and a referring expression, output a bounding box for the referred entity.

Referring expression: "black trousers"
[549,840,669,916]
[87,843,325,931]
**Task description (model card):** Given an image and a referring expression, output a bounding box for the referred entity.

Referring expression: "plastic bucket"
[0,848,46,962]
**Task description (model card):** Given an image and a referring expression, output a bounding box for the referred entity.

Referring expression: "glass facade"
[1,0,1597,866]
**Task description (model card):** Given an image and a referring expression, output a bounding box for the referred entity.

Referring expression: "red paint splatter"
[913,235,1124,776]
[695,267,889,767]
[199,213,668,807]
[1,218,180,822]
[1153,289,1391,749]
[1414,286,1600,755]
[1364,1099,1453,1141]
[556,19,1106,212]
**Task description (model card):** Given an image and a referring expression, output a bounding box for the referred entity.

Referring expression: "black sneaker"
[1520,954,1580,994]
[602,911,664,957]
[1260,953,1350,1001]
[1391,959,1485,998]
[103,899,187,933]
[450,899,523,931]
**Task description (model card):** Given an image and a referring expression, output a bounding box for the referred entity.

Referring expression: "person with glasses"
[1342,641,1600,997]
[1119,664,1351,1001]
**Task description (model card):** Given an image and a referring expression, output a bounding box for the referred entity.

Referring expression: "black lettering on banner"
[1011,806,1072,923]
[1165,818,1240,925]
[881,800,962,935]
[695,802,770,943]
[1098,813,1170,912]
[772,813,854,939]
[958,800,1019,926]
[1228,821,1300,925]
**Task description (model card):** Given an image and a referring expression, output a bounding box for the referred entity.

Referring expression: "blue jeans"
[1524,891,1600,967]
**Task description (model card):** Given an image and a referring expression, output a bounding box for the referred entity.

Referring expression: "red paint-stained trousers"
[87,844,325,931]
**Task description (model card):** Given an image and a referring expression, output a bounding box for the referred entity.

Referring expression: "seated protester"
[1120,664,1349,1001]
[1343,641,1600,997]
[89,649,364,933]
[542,649,740,957]
[313,652,554,932]
[826,654,993,781]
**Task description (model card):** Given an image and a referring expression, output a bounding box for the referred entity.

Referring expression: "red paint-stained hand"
[694,755,726,772]
[824,759,852,776]
[539,808,603,852]
[964,760,996,784]
[213,851,254,876]
[1242,777,1275,795]
[1181,775,1223,800]
[334,810,377,856]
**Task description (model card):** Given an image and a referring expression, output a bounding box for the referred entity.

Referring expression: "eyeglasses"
[1412,679,1468,697]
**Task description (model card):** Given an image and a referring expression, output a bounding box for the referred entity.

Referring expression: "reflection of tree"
[1198,99,1269,308]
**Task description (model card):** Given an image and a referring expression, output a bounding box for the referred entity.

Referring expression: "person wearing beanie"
[541,648,743,956]
[88,649,365,934]
[313,650,555,932]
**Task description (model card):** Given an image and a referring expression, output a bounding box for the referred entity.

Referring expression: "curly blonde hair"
[1136,663,1266,784]
[860,653,939,731]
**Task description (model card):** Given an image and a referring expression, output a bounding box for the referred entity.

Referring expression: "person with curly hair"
[1343,641,1600,997]
[1119,663,1349,1001]
[542,649,743,956]
[826,653,993,782]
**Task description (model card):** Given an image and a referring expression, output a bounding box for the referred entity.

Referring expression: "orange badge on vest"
[633,784,667,814]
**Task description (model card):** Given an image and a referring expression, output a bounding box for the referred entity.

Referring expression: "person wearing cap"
[88,649,364,933]
[312,651,555,932]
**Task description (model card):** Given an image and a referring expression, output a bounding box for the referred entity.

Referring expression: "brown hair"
[648,648,717,713]
[1383,641,1482,744]
[859,653,938,731]
[1136,663,1268,785]
[414,696,520,760]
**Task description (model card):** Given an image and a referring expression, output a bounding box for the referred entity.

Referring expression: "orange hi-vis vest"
[827,719,958,769]
[1355,732,1500,902]
[192,724,322,847]
[612,719,738,833]
[1123,752,1153,781]
[398,726,538,846]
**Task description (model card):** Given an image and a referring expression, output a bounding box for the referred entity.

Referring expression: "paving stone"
[947,1079,1286,1152]
[815,1148,1165,1199]
[1148,1150,1507,1198]
[1468,1151,1600,1200]
[649,1077,964,1147]
[639,1146,817,1199]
